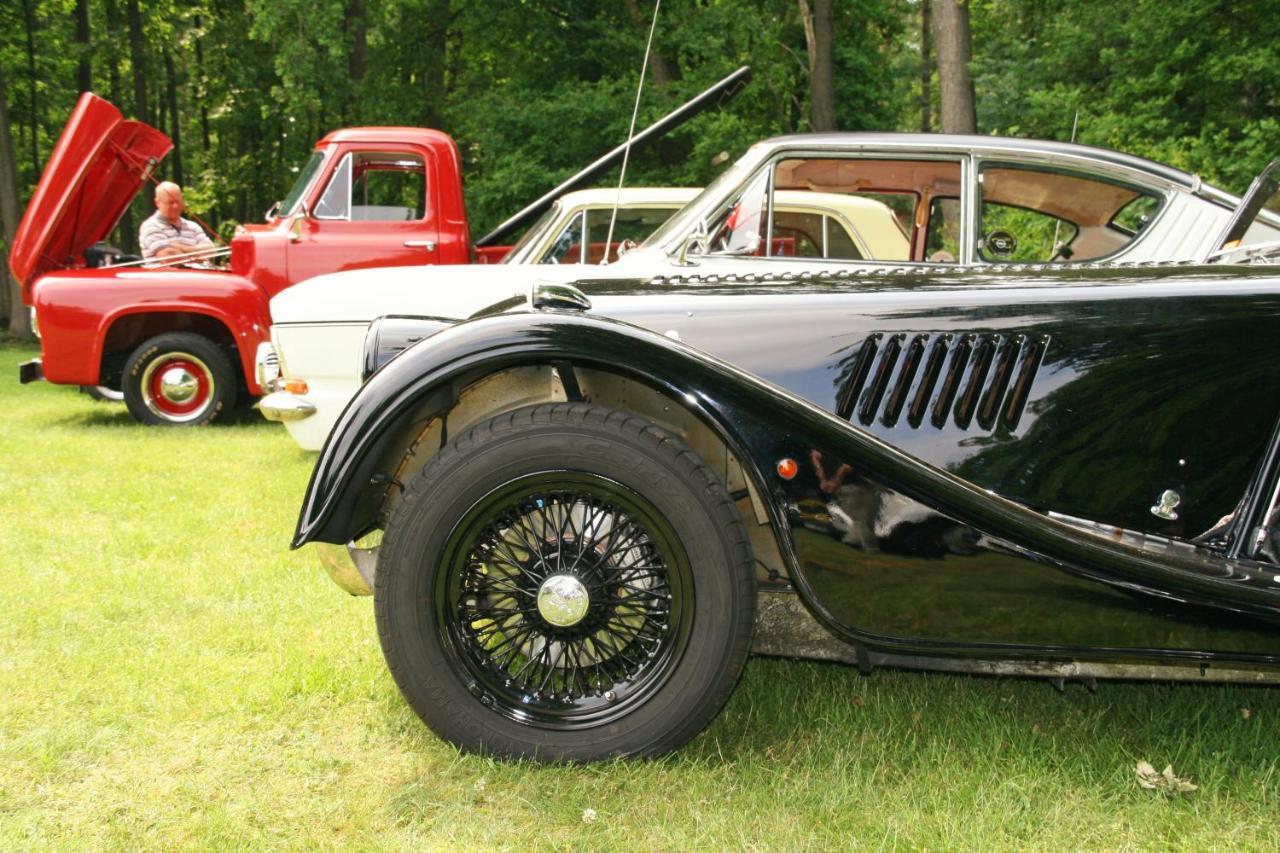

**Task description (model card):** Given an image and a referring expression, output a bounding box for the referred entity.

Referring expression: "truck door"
[287,146,441,283]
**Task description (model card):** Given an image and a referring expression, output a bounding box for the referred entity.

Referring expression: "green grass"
[1,341,1278,850]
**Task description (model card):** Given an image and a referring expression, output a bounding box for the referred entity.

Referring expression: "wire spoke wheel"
[376,403,755,760]
[439,473,694,728]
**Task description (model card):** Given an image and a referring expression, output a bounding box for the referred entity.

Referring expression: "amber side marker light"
[285,378,309,395]
[776,458,798,480]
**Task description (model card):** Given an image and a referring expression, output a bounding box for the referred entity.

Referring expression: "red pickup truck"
[10,93,514,424]
[11,71,748,425]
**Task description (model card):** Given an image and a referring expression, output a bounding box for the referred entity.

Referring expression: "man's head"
[154,182,185,225]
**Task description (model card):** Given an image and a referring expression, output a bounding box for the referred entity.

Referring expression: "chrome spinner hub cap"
[536,574,590,627]
[158,367,199,404]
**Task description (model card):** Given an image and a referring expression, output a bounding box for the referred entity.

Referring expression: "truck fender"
[98,292,272,393]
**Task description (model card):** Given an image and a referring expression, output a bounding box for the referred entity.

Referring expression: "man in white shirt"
[139,182,215,260]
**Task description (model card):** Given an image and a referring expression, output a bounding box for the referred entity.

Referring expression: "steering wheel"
[983,230,1017,259]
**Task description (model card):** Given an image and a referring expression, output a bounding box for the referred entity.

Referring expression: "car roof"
[316,127,459,149]
[755,132,1204,192]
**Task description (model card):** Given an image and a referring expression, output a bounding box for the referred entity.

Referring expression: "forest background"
[2,0,1279,336]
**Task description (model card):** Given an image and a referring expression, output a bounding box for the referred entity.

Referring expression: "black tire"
[376,403,756,761]
[123,332,238,426]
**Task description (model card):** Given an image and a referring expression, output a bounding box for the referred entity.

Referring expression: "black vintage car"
[291,174,1280,762]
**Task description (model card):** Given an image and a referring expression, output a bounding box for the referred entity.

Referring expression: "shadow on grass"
[52,398,283,429]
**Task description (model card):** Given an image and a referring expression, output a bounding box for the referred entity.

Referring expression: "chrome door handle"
[404,240,437,251]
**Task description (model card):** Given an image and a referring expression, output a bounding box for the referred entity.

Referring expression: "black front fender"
[292,310,782,549]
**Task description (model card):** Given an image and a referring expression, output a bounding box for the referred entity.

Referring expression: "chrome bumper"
[257,391,316,422]
[314,541,378,596]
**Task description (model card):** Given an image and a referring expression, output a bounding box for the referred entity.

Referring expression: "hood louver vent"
[838,332,1048,432]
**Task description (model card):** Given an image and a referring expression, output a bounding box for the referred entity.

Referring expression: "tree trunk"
[75,0,92,93]
[22,0,40,176]
[920,0,932,132]
[421,0,450,128]
[0,67,32,339]
[126,0,149,122]
[798,0,836,131]
[193,14,211,155]
[932,0,976,134]
[622,0,681,88]
[346,0,367,120]
[165,52,183,186]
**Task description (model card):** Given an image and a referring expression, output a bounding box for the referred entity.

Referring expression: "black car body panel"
[294,263,1280,673]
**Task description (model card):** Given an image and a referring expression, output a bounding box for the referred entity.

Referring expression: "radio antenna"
[1051,110,1081,257]
[602,0,661,265]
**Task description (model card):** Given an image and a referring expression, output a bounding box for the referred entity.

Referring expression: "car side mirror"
[289,202,310,242]
[675,219,710,266]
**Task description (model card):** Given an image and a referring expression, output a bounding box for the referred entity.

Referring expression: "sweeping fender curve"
[293,310,1280,629]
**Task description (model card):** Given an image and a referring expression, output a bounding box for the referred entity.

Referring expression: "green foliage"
[0,0,918,247]
[970,0,1280,191]
[1,0,1278,277]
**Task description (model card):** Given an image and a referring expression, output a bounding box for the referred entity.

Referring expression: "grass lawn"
[1,341,1278,850]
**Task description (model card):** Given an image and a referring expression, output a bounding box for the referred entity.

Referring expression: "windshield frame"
[640,144,769,252]
[500,201,566,265]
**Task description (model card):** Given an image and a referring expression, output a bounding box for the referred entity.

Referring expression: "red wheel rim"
[140,353,214,421]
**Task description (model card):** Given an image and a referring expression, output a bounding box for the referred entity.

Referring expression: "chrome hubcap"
[536,574,590,627]
[158,367,199,404]
[138,351,214,422]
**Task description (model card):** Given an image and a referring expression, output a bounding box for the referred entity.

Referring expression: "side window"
[772,210,824,257]
[1112,195,1160,235]
[541,211,584,264]
[706,169,770,255]
[1262,505,1279,566]
[979,203,1076,262]
[924,198,961,262]
[351,154,425,221]
[770,158,956,262]
[826,217,863,260]
[770,211,865,260]
[314,152,427,221]
[978,164,1162,263]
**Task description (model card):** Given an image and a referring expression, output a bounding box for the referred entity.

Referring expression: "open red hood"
[9,93,171,301]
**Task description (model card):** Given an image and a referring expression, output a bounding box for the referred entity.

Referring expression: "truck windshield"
[280,151,326,217]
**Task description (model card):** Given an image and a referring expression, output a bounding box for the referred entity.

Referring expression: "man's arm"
[138,217,168,259]
[140,219,215,260]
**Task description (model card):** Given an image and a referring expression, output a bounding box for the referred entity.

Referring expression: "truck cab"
[234,127,472,293]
